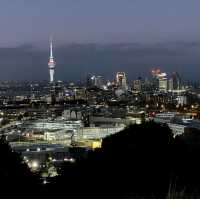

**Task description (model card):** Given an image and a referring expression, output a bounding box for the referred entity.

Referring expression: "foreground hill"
[2,122,200,198]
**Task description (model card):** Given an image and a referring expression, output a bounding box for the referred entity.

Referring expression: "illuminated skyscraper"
[151,68,161,90]
[157,73,168,92]
[116,72,128,90]
[48,38,56,83]
[151,68,168,92]
[133,77,142,92]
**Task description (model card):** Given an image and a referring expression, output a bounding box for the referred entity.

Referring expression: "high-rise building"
[116,72,128,90]
[95,76,105,88]
[86,74,92,88]
[133,77,142,92]
[157,73,168,92]
[86,74,106,89]
[151,69,168,92]
[168,78,174,91]
[172,72,181,90]
[151,68,160,91]
[48,38,56,83]
[168,72,182,91]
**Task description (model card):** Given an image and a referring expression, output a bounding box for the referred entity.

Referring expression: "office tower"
[151,69,168,92]
[168,78,174,91]
[157,72,168,92]
[116,72,128,90]
[87,75,105,89]
[151,68,160,91]
[95,76,105,88]
[133,77,142,92]
[172,72,181,90]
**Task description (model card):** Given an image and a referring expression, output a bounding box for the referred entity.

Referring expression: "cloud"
[0,41,199,81]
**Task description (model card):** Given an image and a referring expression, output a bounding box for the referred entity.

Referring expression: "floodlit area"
[4,118,125,144]
[3,118,125,174]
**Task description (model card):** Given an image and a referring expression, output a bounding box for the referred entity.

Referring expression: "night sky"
[0,0,200,81]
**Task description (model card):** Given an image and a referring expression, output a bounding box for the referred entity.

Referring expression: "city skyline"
[0,41,200,81]
[1,1,200,198]
[0,1,200,80]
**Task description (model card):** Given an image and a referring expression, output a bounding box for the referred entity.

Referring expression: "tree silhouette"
[0,135,41,196]
[52,122,176,199]
[2,122,200,198]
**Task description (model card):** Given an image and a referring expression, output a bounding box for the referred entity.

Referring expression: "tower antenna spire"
[50,36,53,59]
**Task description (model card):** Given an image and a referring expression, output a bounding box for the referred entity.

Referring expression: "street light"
[28,160,39,171]
[32,161,39,168]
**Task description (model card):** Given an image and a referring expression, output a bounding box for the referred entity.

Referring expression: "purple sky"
[0,0,200,81]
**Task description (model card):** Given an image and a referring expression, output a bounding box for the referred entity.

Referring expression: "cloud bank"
[0,41,199,81]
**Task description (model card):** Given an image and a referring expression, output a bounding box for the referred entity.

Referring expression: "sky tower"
[48,38,56,83]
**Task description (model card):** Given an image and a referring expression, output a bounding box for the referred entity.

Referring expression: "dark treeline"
[0,136,41,197]
[1,122,200,198]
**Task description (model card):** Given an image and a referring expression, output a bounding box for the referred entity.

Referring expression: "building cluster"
[132,69,182,93]
[0,39,200,178]
[86,69,182,94]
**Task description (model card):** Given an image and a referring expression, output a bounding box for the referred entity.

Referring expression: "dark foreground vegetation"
[1,122,200,198]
